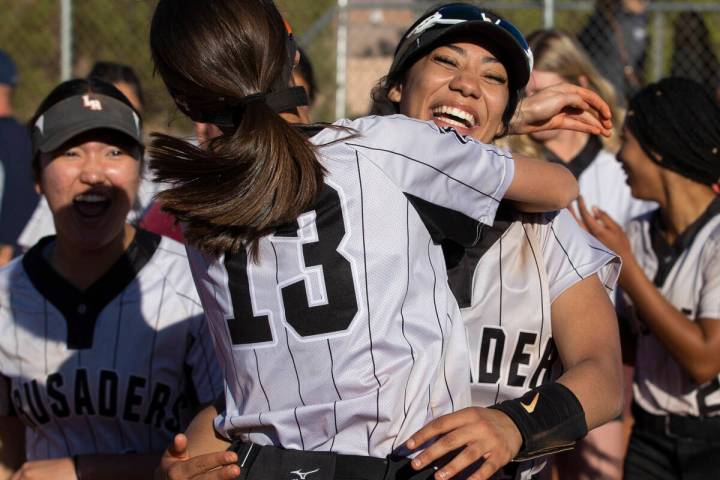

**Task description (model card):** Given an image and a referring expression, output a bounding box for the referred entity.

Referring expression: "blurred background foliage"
[1,0,719,134]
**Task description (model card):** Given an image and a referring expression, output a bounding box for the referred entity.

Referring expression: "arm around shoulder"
[505,155,578,212]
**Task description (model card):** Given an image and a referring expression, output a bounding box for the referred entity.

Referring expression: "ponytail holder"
[225,86,308,128]
[713,183,720,195]
[240,93,266,106]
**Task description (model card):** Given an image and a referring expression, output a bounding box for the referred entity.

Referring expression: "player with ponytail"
[147,1,614,479]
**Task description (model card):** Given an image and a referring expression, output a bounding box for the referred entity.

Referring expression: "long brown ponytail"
[149,0,323,257]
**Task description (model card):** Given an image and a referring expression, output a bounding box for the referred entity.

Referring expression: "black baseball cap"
[31,93,142,156]
[390,3,534,89]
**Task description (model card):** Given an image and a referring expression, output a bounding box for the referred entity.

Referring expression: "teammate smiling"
[0,78,222,479]
[579,77,720,479]
[373,5,623,479]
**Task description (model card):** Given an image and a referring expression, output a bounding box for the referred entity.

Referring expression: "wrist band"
[73,454,82,480]
[489,383,587,461]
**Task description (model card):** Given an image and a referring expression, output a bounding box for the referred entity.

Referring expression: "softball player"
[0,78,223,479]
[146,1,614,479]
[579,77,720,479]
[371,5,622,479]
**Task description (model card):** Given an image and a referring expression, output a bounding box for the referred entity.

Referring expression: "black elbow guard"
[489,383,588,461]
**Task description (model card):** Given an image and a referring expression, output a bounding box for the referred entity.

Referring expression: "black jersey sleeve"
[0,374,13,416]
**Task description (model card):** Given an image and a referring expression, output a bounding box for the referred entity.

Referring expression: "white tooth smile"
[75,194,107,203]
[431,106,476,127]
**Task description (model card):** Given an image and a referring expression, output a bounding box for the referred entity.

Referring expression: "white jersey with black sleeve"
[446,206,620,480]
[0,230,224,460]
[625,198,720,418]
[184,114,515,458]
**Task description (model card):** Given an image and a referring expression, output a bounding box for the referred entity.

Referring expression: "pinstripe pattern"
[146,278,166,451]
[627,207,720,417]
[0,235,223,460]
[457,209,619,479]
[391,200,416,452]
[189,115,495,456]
[357,154,381,455]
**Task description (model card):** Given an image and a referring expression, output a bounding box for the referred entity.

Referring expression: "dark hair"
[625,77,720,185]
[670,12,720,89]
[88,61,145,109]
[29,77,142,180]
[370,34,522,138]
[296,46,317,104]
[149,0,324,257]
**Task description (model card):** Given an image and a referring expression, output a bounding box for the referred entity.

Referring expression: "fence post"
[652,11,665,82]
[60,0,73,80]
[335,0,348,120]
[543,0,555,29]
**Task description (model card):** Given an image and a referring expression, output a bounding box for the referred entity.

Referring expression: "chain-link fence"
[340,0,720,117]
[2,0,719,129]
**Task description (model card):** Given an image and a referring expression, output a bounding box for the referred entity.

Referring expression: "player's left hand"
[509,83,613,138]
[575,196,632,260]
[404,407,522,480]
[10,458,76,480]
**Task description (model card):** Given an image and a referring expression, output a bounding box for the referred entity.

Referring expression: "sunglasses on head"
[407,4,530,54]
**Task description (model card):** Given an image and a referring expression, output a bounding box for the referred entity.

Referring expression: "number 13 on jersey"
[223,183,362,348]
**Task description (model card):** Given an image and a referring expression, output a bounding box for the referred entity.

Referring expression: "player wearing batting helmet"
[373,4,624,479]
[0,78,223,479]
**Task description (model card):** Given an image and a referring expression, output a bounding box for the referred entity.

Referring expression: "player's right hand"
[156,434,241,480]
[404,407,522,480]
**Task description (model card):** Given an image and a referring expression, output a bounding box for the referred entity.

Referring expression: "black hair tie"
[219,86,308,129]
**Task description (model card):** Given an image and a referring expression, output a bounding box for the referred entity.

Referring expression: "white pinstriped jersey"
[446,207,619,479]
[185,114,515,457]
[0,230,223,460]
[625,199,720,418]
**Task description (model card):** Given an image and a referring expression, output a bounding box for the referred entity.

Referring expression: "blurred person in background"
[0,78,222,480]
[512,35,654,478]
[578,0,649,102]
[578,77,720,480]
[0,49,39,267]
[512,29,654,230]
[19,61,156,250]
[88,61,145,113]
[670,11,720,102]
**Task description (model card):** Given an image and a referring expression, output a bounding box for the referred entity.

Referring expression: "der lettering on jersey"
[0,231,223,459]
[447,207,619,480]
[185,115,514,456]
